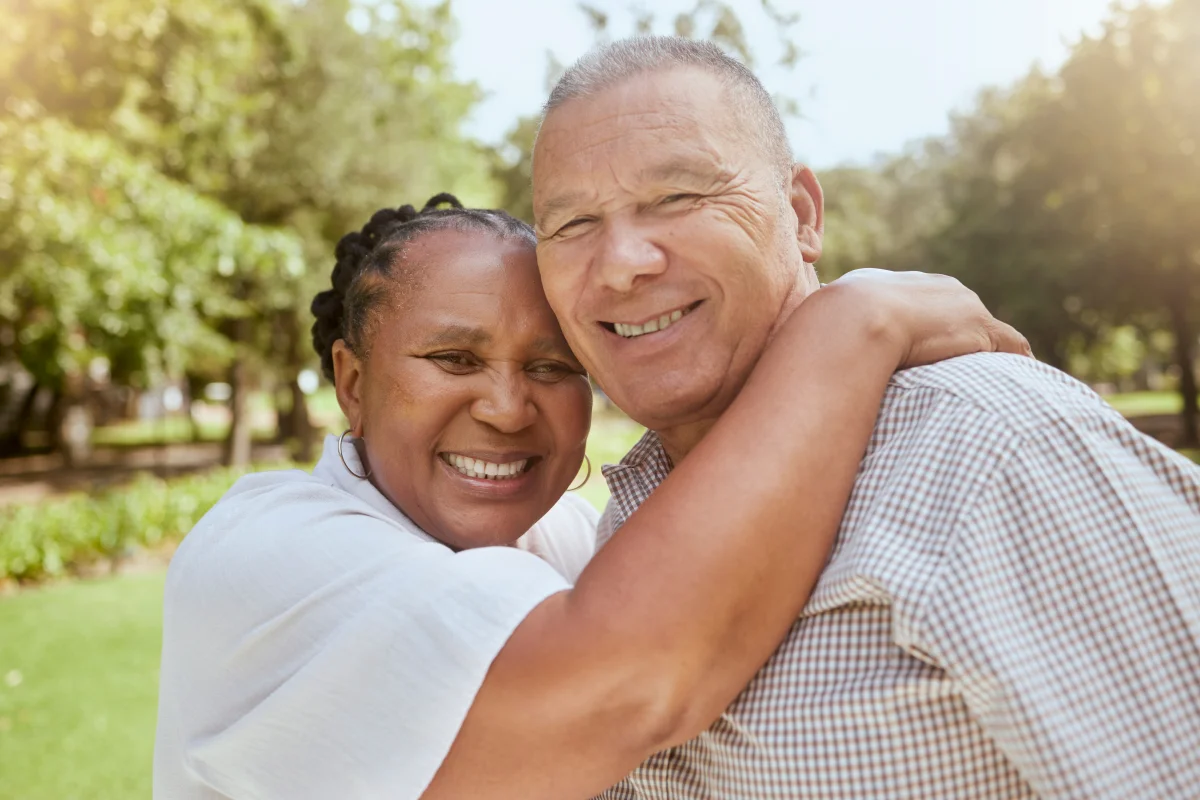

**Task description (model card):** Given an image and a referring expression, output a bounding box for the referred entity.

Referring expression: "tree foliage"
[0,115,302,391]
[818,0,1198,442]
[0,0,495,460]
[916,0,1200,441]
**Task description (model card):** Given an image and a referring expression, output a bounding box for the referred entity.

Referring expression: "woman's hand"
[813,269,1033,369]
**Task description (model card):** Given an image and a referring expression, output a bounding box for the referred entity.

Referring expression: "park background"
[2,0,1199,796]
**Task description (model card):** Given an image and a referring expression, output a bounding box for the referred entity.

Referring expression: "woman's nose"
[470,369,537,434]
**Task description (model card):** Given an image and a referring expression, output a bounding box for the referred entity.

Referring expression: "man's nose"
[592,219,668,294]
[470,369,537,434]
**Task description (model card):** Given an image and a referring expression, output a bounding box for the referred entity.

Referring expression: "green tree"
[0,115,304,460]
[925,0,1200,440]
[220,0,496,461]
[1044,0,1200,443]
[915,74,1098,370]
[1,0,496,462]
[0,0,305,461]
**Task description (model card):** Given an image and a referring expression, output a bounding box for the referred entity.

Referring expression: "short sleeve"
[157,483,570,800]
[915,419,1200,798]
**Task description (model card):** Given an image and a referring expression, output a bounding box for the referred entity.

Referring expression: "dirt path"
[0,442,289,507]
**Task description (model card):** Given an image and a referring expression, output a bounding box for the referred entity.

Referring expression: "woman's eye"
[428,352,479,372]
[527,362,573,380]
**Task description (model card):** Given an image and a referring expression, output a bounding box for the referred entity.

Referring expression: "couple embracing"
[154,37,1200,800]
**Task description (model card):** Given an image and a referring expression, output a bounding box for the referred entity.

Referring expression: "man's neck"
[656,269,814,464]
[658,421,716,466]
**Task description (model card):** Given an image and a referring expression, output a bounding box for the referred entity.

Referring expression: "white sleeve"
[159,485,570,800]
[517,492,600,583]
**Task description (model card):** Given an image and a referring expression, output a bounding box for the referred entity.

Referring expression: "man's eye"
[555,217,594,235]
[661,193,697,205]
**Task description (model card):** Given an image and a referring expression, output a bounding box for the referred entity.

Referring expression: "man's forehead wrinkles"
[534,91,740,224]
[637,155,735,186]
[543,103,700,154]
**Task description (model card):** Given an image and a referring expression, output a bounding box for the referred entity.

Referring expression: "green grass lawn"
[0,414,641,797]
[90,415,241,447]
[90,388,339,448]
[0,572,165,800]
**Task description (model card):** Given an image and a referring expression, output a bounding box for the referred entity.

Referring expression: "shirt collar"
[600,429,675,530]
[311,434,437,543]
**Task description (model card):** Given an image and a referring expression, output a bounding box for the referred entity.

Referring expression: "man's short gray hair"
[543,36,794,180]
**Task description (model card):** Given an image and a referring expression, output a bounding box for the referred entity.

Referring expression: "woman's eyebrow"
[421,328,570,359]
[530,336,572,357]
[422,325,490,349]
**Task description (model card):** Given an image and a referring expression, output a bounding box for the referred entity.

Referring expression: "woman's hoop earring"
[338,429,371,480]
[568,454,592,492]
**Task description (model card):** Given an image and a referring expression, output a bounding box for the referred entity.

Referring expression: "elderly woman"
[153,196,1027,799]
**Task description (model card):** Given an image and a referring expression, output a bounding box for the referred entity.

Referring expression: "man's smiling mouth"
[601,301,703,339]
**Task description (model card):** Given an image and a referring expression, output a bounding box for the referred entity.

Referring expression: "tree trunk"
[0,379,40,455]
[223,319,254,467]
[277,312,317,462]
[288,377,316,462]
[275,386,294,442]
[1166,287,1199,448]
[49,380,93,467]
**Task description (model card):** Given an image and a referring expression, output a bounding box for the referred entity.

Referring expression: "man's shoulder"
[819,355,1109,591]
[882,352,1121,439]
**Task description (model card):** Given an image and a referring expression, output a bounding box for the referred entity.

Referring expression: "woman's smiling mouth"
[440,453,535,480]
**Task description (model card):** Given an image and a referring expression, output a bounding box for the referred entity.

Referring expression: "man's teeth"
[614,307,688,339]
[444,454,529,480]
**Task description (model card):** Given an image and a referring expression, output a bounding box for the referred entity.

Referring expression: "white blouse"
[153,434,598,799]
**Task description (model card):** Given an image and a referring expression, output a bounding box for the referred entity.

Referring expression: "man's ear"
[788,164,824,264]
[332,340,365,436]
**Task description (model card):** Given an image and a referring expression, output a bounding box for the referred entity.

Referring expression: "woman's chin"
[426,460,557,549]
[431,515,535,551]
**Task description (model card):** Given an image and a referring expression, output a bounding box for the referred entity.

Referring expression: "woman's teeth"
[444,454,529,480]
[614,307,688,339]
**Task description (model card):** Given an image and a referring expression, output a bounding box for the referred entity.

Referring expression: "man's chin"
[608,376,733,435]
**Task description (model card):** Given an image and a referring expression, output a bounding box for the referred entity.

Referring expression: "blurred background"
[1,0,1198,796]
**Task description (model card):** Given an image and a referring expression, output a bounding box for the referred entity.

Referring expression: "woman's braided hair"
[311,193,536,380]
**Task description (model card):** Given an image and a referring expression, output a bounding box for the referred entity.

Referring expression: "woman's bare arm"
[425,272,1029,800]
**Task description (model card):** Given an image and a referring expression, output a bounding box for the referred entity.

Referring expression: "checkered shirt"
[595,353,1200,800]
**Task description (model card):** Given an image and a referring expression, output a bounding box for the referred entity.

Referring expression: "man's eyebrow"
[638,158,727,186]
[420,325,490,348]
[537,192,588,225]
[536,160,728,230]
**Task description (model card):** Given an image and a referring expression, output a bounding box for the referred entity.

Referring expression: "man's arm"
[920,416,1200,798]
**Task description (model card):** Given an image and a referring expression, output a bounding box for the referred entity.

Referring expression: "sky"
[444,0,1120,169]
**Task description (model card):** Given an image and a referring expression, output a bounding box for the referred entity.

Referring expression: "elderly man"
[533,37,1200,799]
